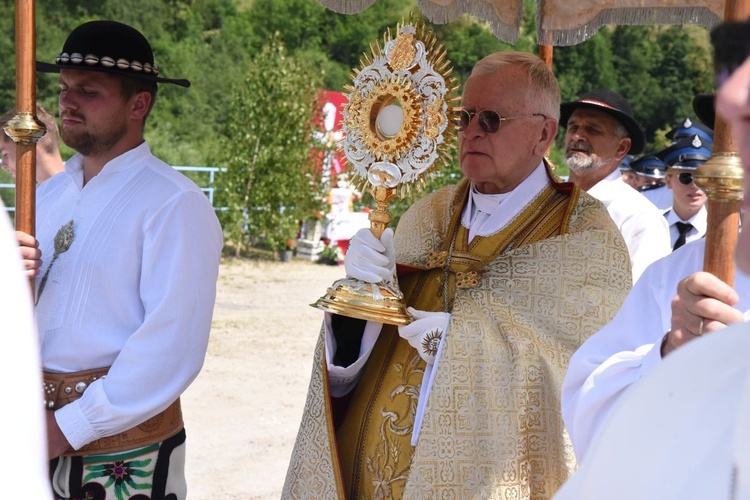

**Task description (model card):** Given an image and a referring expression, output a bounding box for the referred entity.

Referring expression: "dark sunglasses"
[458,109,546,134]
[678,172,694,185]
[711,21,750,86]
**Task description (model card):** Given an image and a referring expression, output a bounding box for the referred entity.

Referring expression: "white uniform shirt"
[562,237,750,462]
[641,183,672,211]
[36,142,223,450]
[0,203,51,497]
[588,169,671,282]
[664,205,707,250]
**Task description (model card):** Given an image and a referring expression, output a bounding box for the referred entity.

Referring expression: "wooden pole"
[694,0,750,286]
[539,45,553,159]
[4,0,45,295]
[538,44,553,70]
[725,0,750,20]
[12,0,39,234]
[9,0,45,291]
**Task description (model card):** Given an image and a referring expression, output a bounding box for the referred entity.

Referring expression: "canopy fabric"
[315,0,724,46]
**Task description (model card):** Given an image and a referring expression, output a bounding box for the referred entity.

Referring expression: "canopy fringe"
[316,0,523,43]
[315,0,377,15]
[316,1,722,48]
[415,0,522,44]
[538,7,723,46]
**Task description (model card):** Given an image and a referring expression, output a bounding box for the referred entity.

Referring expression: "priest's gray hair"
[469,51,560,121]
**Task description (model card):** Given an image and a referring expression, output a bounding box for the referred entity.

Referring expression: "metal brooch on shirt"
[36,220,75,305]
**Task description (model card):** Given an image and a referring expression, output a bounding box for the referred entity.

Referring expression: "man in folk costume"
[16,21,222,498]
[284,51,631,499]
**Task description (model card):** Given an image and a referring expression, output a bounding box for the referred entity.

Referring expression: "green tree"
[0,0,717,238]
[554,29,618,103]
[647,26,712,148]
[243,0,413,90]
[215,34,323,256]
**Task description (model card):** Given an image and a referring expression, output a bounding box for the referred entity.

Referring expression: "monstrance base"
[311,279,412,326]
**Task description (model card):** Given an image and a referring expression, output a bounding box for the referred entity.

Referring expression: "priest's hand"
[15,230,42,277]
[344,227,396,283]
[398,307,450,364]
[662,271,744,357]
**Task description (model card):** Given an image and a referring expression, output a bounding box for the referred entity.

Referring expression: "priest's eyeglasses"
[678,172,695,185]
[458,109,547,134]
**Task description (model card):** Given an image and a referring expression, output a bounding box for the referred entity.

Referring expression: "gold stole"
[335,182,574,498]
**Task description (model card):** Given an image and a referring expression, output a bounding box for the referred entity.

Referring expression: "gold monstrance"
[312,18,459,325]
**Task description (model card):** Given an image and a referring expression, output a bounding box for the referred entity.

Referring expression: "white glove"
[344,228,396,284]
[398,307,450,365]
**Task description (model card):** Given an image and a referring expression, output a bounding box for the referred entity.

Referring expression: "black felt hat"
[692,94,715,130]
[560,89,645,154]
[36,20,190,88]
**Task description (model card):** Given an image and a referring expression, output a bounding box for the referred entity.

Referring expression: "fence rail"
[1,166,226,212]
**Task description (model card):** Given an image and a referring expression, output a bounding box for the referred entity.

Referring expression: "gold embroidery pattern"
[425,251,447,268]
[365,349,423,499]
[283,180,632,499]
[393,182,464,268]
[282,331,345,499]
[421,329,442,358]
[397,184,631,498]
[455,270,479,288]
[36,220,75,305]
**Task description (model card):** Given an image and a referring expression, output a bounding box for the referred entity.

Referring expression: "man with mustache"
[16,20,222,498]
[561,90,671,282]
[555,18,750,499]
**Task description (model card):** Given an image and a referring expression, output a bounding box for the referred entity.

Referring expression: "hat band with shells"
[55,52,160,76]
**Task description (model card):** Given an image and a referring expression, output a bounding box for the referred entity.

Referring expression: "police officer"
[659,134,713,251]
[630,153,670,209]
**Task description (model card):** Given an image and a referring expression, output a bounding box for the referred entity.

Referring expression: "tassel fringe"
[538,7,722,47]
[316,1,722,47]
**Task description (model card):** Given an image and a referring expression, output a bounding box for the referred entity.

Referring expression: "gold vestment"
[284,171,631,499]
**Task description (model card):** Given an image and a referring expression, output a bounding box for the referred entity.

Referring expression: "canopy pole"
[538,44,553,70]
[725,0,750,20]
[694,0,750,286]
[10,0,45,291]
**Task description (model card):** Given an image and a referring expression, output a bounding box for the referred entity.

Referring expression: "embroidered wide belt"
[43,367,184,456]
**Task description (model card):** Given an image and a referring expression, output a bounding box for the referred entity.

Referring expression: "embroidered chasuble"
[284,173,632,499]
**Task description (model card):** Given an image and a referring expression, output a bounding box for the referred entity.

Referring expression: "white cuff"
[324,313,383,397]
[55,400,98,451]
